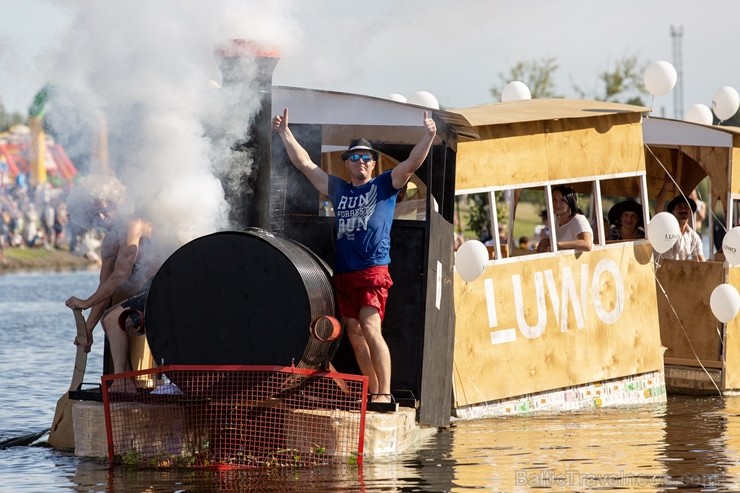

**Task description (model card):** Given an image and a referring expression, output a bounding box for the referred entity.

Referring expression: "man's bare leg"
[102,304,135,393]
[344,316,379,394]
[358,305,391,402]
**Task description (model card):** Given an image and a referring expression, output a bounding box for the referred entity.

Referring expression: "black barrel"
[145,229,336,368]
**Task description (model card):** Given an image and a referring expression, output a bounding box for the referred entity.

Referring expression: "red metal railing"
[102,365,367,468]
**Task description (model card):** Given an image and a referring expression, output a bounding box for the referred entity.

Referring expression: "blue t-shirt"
[328,171,400,273]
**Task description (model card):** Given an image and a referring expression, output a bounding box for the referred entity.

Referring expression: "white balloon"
[387,93,407,103]
[647,212,680,253]
[644,61,677,97]
[501,81,532,102]
[710,283,740,323]
[406,91,439,109]
[722,227,740,265]
[455,240,490,283]
[684,104,713,125]
[712,86,740,121]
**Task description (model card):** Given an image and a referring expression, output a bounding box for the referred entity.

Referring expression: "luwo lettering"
[486,259,625,340]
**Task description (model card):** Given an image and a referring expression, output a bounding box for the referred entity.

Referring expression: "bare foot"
[108,378,137,394]
[370,393,392,403]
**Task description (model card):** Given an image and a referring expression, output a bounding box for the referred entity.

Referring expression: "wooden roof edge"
[449,98,649,127]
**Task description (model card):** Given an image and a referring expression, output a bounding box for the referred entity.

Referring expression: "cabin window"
[394,175,427,221]
[455,176,652,255]
[599,176,646,243]
[510,186,547,255]
[455,191,504,258]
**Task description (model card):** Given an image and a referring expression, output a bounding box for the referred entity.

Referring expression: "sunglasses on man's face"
[347,153,374,163]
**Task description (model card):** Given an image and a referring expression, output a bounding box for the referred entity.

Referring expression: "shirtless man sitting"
[65,178,158,393]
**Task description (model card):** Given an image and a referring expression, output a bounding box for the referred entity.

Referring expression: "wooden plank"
[322,125,438,147]
[664,365,722,395]
[451,99,647,127]
[664,357,723,369]
[419,212,455,427]
[656,259,725,363]
[723,266,740,389]
[681,145,731,212]
[452,242,663,405]
[732,141,740,196]
[456,116,645,190]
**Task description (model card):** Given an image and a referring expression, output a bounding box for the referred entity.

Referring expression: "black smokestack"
[215,39,279,230]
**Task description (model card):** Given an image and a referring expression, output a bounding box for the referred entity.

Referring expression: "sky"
[2,0,739,118]
[0,0,738,259]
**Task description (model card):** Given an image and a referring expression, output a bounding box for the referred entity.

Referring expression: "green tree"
[490,57,561,100]
[459,193,509,241]
[0,99,24,132]
[573,55,647,105]
[718,108,740,126]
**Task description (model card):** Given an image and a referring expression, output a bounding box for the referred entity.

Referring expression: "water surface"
[1,270,738,492]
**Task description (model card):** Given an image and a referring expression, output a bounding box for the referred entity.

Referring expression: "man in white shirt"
[659,195,705,261]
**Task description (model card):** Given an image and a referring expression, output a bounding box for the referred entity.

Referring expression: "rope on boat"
[654,272,722,396]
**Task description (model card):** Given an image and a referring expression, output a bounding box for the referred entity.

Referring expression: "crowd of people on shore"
[0,181,104,264]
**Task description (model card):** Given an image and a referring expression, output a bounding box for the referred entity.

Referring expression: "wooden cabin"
[643,117,740,394]
[449,99,666,418]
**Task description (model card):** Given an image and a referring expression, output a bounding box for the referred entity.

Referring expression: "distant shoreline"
[0,247,99,272]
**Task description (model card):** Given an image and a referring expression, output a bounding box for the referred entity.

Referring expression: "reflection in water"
[65,397,740,492]
[664,395,727,489]
[450,405,668,492]
[73,460,367,493]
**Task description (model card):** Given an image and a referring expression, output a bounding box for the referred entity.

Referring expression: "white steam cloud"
[38,0,295,258]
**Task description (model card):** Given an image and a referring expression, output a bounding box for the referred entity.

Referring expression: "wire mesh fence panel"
[101,365,367,468]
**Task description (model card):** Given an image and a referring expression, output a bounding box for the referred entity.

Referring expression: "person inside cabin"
[533,209,550,241]
[272,107,436,405]
[484,224,507,247]
[536,185,593,253]
[453,211,465,252]
[658,195,705,261]
[689,188,707,235]
[64,178,160,393]
[518,236,532,250]
[608,199,645,241]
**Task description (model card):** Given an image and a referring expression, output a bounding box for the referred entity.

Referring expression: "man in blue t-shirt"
[273,108,436,403]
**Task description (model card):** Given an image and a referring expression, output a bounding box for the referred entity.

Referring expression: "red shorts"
[333,265,393,321]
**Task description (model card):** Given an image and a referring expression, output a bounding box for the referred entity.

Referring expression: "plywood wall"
[723,266,740,389]
[452,242,662,406]
[656,259,724,366]
[455,115,646,191]
[732,140,740,197]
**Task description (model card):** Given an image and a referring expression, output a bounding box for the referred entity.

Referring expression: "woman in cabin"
[608,199,645,241]
[536,185,593,253]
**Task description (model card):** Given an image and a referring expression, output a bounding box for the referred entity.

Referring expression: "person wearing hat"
[658,195,705,261]
[536,185,593,253]
[608,199,645,241]
[272,107,436,404]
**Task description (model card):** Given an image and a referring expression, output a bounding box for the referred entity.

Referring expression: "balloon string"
[693,186,728,239]
[653,271,723,397]
[644,143,728,236]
